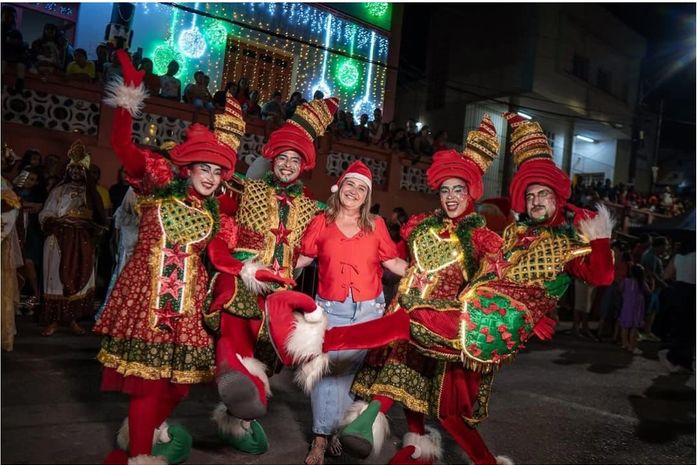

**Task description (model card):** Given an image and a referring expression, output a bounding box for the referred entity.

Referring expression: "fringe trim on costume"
[403,427,443,461]
[294,354,330,394]
[103,77,148,117]
[211,402,251,439]
[239,355,271,396]
[240,260,272,295]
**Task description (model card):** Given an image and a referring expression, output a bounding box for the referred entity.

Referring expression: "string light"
[335,59,360,89]
[364,2,389,18]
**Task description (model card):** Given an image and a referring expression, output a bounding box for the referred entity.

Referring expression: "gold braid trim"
[462,371,495,427]
[368,383,430,414]
[97,350,215,384]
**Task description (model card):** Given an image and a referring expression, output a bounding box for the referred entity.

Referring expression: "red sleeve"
[400,212,429,242]
[207,235,243,276]
[300,214,325,258]
[111,107,147,179]
[396,240,408,260]
[565,238,614,286]
[471,227,503,260]
[376,217,399,262]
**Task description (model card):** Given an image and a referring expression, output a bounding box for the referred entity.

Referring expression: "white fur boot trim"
[103,76,148,117]
[496,455,515,465]
[303,304,324,323]
[117,419,169,449]
[286,312,329,363]
[240,260,272,295]
[294,353,330,394]
[211,402,253,439]
[578,204,615,241]
[337,400,390,457]
[127,455,167,465]
[403,426,443,461]
[238,355,272,396]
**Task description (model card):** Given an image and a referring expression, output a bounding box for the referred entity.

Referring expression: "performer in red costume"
[94,50,253,465]
[305,113,614,465]
[206,97,339,454]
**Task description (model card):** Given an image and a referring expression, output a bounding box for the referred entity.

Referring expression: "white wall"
[570,138,617,181]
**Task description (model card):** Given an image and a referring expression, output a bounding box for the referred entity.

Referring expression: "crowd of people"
[1,13,694,465]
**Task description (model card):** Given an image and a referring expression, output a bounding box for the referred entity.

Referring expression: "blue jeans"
[192,98,214,111]
[310,291,386,435]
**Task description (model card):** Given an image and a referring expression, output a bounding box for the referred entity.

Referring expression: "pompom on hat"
[262,97,339,171]
[504,112,571,213]
[331,160,372,193]
[426,114,499,200]
[168,96,244,176]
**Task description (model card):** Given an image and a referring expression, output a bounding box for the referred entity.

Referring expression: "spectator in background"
[261,90,285,128]
[432,129,449,152]
[21,149,42,170]
[284,91,302,119]
[388,127,409,152]
[94,43,109,81]
[619,264,651,354]
[243,89,261,119]
[213,80,236,109]
[368,108,384,145]
[102,49,123,84]
[632,233,652,264]
[159,60,181,101]
[313,89,324,100]
[30,23,66,73]
[234,77,251,108]
[340,111,357,139]
[640,236,669,342]
[139,58,160,96]
[108,168,129,212]
[32,42,61,76]
[186,71,215,129]
[1,6,28,92]
[66,48,95,82]
[412,125,434,158]
[357,113,370,142]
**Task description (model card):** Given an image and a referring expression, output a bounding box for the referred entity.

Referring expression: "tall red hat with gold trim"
[262,97,339,171]
[505,112,571,213]
[426,114,499,200]
[168,95,244,177]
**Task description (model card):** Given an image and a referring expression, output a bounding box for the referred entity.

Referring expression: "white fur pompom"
[496,455,515,465]
[303,305,324,323]
[103,76,148,117]
[241,260,273,295]
[578,203,615,241]
[330,184,339,193]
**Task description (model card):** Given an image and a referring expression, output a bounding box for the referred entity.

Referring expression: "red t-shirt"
[301,214,399,302]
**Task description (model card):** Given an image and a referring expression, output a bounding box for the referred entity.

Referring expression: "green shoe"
[218,419,269,455]
[339,400,381,459]
[151,424,193,464]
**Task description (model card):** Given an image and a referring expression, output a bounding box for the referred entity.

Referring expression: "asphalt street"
[2,316,694,464]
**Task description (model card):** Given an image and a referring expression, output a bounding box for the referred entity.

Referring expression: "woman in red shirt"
[295,160,407,465]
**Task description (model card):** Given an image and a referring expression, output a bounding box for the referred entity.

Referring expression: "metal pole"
[651,98,664,193]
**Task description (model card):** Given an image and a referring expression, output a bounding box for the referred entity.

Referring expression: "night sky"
[399,3,696,152]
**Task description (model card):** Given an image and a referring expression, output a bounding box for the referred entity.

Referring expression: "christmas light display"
[75,3,390,113]
[364,2,389,18]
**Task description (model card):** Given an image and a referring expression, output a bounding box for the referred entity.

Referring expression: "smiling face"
[273,151,302,183]
[525,183,557,221]
[189,163,222,197]
[338,177,370,211]
[439,177,469,218]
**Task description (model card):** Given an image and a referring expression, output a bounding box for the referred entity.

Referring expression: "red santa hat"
[504,112,571,213]
[425,114,499,200]
[262,97,339,171]
[330,160,373,193]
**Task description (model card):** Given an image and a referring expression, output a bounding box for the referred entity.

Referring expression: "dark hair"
[393,207,408,226]
[74,48,87,57]
[653,237,668,249]
[387,222,401,243]
[272,90,282,98]
[630,264,645,284]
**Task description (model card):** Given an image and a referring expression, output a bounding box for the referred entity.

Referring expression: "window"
[572,54,589,81]
[596,68,612,93]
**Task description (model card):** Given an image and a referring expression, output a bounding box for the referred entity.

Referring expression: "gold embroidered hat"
[66,140,91,170]
[262,97,340,170]
[215,94,246,153]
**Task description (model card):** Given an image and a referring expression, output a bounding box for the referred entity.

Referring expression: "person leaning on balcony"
[66,48,95,82]
[159,59,181,102]
[139,57,160,96]
[1,6,28,92]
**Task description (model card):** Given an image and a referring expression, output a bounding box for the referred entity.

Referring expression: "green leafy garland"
[408,209,485,279]
[262,172,305,197]
[151,178,220,236]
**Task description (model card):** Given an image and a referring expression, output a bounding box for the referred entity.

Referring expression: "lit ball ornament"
[364,2,388,17]
[152,44,184,76]
[178,26,207,59]
[204,20,228,48]
[336,60,360,89]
